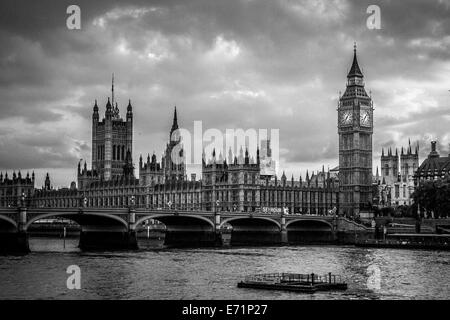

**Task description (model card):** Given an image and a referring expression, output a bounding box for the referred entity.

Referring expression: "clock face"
[360,109,371,126]
[340,110,353,125]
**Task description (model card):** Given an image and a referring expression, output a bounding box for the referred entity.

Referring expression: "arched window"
[113,145,116,160]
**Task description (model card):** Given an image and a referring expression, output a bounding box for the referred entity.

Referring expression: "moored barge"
[237,273,347,293]
[356,233,450,250]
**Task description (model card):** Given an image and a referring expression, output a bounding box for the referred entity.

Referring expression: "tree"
[412,175,450,218]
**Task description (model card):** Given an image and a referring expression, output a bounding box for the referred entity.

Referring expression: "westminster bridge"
[0,206,371,252]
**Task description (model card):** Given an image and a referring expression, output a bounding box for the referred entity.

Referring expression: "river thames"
[0,237,449,299]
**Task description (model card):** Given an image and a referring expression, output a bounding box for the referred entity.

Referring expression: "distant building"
[414,141,450,185]
[12,103,339,214]
[376,141,419,207]
[79,74,134,185]
[138,107,186,187]
[0,171,35,207]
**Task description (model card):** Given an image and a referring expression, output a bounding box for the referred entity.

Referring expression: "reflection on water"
[0,237,449,299]
[29,237,80,253]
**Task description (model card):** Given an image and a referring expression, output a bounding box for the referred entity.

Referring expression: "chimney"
[428,141,440,158]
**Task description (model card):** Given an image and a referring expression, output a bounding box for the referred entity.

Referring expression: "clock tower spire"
[338,44,374,217]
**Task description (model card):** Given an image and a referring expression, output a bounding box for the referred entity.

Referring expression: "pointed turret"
[244,148,249,165]
[44,173,51,190]
[127,99,132,113]
[105,97,112,120]
[170,106,179,137]
[93,99,98,113]
[238,146,244,164]
[123,149,134,178]
[228,147,233,165]
[347,42,364,78]
[256,147,260,165]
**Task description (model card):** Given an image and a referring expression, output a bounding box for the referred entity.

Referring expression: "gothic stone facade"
[0,171,35,207]
[374,142,419,207]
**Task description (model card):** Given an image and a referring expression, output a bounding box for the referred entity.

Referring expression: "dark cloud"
[0,0,449,186]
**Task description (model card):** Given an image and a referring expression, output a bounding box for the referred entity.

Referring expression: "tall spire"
[173,106,178,127]
[170,106,179,135]
[347,42,363,78]
[111,72,115,107]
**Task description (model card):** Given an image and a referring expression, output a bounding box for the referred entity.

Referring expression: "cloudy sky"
[1,0,450,187]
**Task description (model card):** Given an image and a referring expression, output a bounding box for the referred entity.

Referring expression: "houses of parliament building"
[1,48,379,216]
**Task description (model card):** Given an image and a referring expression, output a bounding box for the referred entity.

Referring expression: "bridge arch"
[220,216,282,245]
[220,216,281,230]
[132,214,215,231]
[285,219,333,230]
[0,215,18,231]
[24,211,128,231]
[286,218,334,244]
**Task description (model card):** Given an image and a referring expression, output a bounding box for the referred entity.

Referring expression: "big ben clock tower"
[338,44,374,217]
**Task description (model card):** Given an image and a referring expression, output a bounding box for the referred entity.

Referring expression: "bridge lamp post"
[214,200,221,233]
[215,200,220,213]
[20,192,26,208]
[128,196,136,229]
[168,200,178,216]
